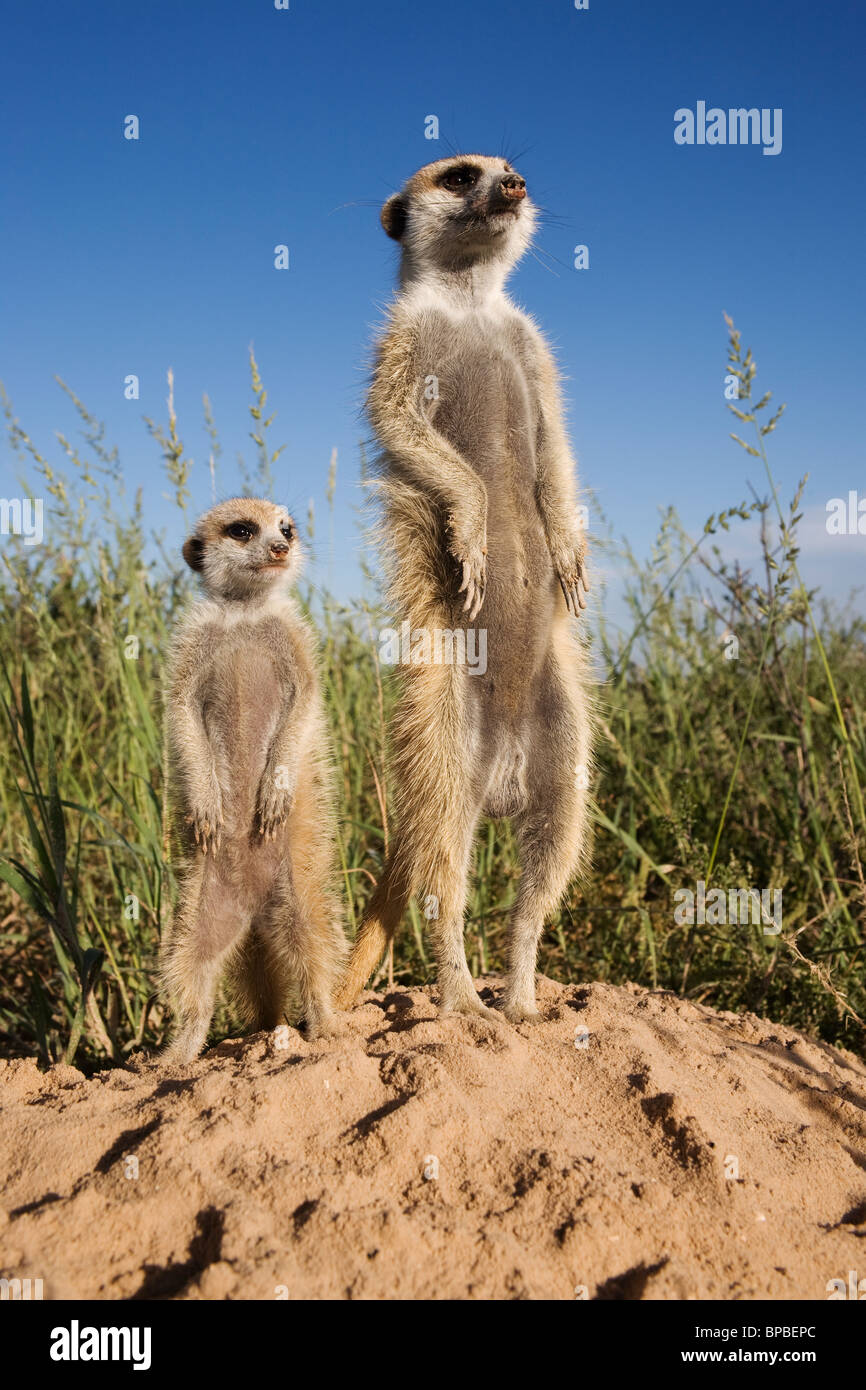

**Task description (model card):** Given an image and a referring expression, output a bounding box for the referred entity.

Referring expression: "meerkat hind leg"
[501,639,591,1023]
[502,782,587,1023]
[228,916,289,1034]
[163,872,252,1064]
[258,887,342,1041]
[426,818,500,1022]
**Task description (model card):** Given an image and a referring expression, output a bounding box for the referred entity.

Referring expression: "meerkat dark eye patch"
[224,521,258,542]
[280,521,295,541]
[439,165,481,193]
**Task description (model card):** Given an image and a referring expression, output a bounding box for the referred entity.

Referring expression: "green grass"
[1,323,863,1068]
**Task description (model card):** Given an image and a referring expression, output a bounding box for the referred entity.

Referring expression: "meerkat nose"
[500,175,526,200]
[269,542,289,558]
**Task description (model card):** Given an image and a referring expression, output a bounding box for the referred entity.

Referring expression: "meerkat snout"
[181,498,301,601]
[498,173,526,203]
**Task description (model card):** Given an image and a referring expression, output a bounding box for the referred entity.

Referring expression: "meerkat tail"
[333,917,390,1008]
[334,858,411,1008]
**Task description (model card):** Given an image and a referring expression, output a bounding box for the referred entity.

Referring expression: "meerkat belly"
[202,639,284,833]
[433,341,557,694]
[426,338,558,814]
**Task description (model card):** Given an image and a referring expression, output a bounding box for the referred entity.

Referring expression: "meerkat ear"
[182,535,205,572]
[381,194,408,241]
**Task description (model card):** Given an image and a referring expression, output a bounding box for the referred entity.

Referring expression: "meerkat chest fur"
[410,294,544,532]
[386,288,558,681]
[178,600,302,812]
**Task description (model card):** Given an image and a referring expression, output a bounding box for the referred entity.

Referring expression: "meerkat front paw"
[448,515,488,621]
[185,797,223,855]
[550,538,589,616]
[256,759,296,839]
[256,784,293,840]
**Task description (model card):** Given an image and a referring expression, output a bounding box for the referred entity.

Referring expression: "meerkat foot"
[439,984,500,1023]
[500,995,542,1024]
[163,1028,208,1065]
[303,1005,341,1041]
[501,967,543,1021]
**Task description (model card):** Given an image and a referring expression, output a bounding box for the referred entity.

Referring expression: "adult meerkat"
[161,498,346,1063]
[336,154,592,1022]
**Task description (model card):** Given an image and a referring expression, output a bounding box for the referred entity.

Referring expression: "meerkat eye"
[225,521,257,543]
[280,521,295,541]
[440,166,480,193]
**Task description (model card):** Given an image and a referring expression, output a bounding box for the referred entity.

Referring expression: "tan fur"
[336,156,593,1022]
[160,498,346,1062]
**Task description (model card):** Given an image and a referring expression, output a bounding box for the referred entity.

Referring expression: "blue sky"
[2,0,864,627]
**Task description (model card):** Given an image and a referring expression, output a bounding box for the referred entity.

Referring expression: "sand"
[1,975,864,1301]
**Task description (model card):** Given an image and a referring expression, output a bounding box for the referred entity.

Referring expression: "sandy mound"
[1,976,865,1300]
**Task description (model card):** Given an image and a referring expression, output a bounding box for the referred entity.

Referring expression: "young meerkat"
[335,154,593,1023]
[160,497,346,1063]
